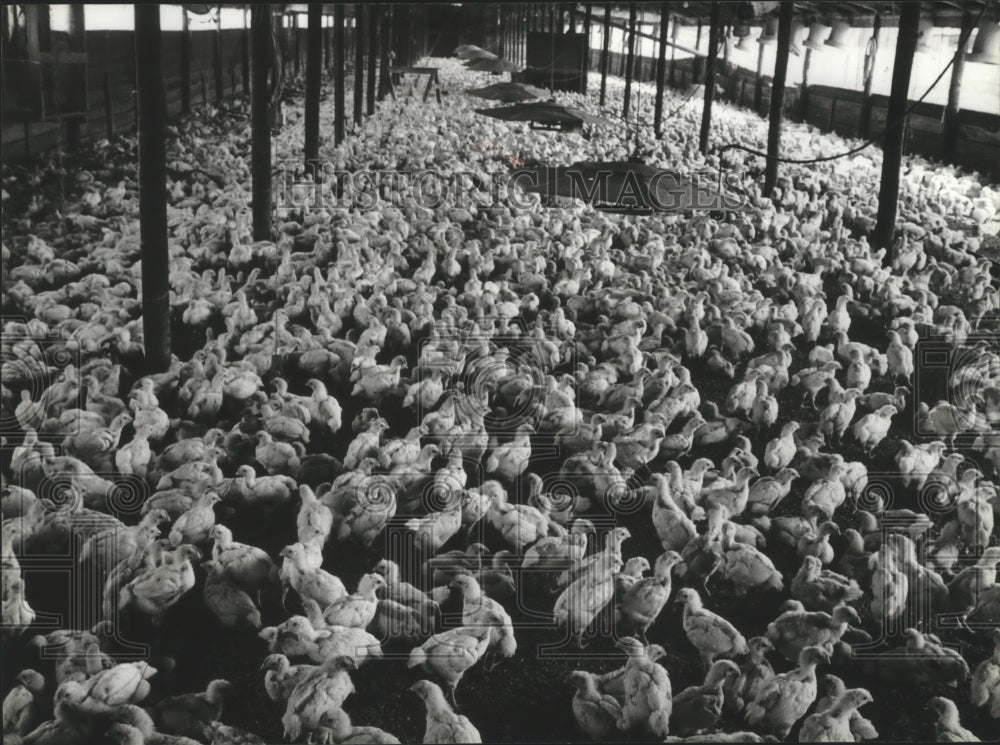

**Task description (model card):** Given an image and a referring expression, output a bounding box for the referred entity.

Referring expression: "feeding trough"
[516,160,747,215]
[466,82,547,103]
[454,44,497,60]
[475,101,614,132]
[464,57,520,73]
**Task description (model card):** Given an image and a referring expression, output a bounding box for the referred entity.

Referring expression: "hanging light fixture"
[735,24,755,52]
[759,15,779,44]
[968,18,1000,65]
[915,17,936,54]
[803,22,832,52]
[825,20,851,49]
[789,20,807,56]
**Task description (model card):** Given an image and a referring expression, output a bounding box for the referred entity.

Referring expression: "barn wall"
[596,49,1000,179]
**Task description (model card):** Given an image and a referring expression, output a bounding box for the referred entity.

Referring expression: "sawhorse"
[388,66,442,104]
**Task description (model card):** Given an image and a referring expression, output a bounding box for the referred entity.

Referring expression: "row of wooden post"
[137,2,970,371]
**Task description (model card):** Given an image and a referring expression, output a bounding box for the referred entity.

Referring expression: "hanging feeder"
[475,101,613,132]
[465,57,520,73]
[454,44,497,60]
[518,160,743,215]
[466,82,546,102]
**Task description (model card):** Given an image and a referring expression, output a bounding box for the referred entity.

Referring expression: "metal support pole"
[764,1,793,197]
[860,13,881,138]
[252,5,272,241]
[181,10,191,113]
[801,47,812,120]
[693,21,703,80]
[654,4,668,138]
[943,10,973,162]
[366,4,378,115]
[753,38,764,111]
[134,4,170,373]
[305,4,321,169]
[599,2,611,106]
[378,5,391,101]
[699,1,720,155]
[242,8,250,95]
[354,5,365,126]
[623,4,637,120]
[215,10,224,103]
[873,1,921,257]
[335,3,346,145]
[669,16,677,87]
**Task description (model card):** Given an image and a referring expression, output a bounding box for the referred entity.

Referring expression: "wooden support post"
[134,4,170,373]
[251,5,272,242]
[753,38,764,111]
[623,4,637,120]
[305,4,322,169]
[243,8,250,95]
[693,21,703,80]
[324,22,331,71]
[583,4,592,77]
[335,4,346,145]
[669,16,677,87]
[354,5,365,126]
[873,1,921,257]
[859,13,881,138]
[801,47,812,121]
[181,10,191,113]
[943,10,973,162]
[366,4,378,115]
[105,73,114,138]
[294,13,301,76]
[828,96,837,132]
[215,10,224,103]
[699,1,720,155]
[654,4,668,137]
[201,71,207,104]
[600,3,611,106]
[764,1,793,197]
[378,5,391,101]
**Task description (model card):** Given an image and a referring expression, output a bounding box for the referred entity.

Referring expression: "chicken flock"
[2,53,1000,745]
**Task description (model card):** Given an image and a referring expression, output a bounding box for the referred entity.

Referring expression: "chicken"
[970,628,1000,719]
[554,549,622,649]
[567,670,624,741]
[928,696,980,742]
[119,544,200,625]
[791,556,863,612]
[261,654,313,705]
[745,646,829,739]
[3,669,45,736]
[148,679,232,740]
[799,687,875,742]
[410,680,482,744]
[203,559,261,628]
[766,605,862,662]
[724,637,774,716]
[675,588,749,668]
[615,637,672,739]
[852,404,897,453]
[281,656,357,743]
[279,542,347,610]
[322,573,385,628]
[79,661,157,706]
[616,551,682,642]
[670,659,740,736]
[718,521,783,593]
[408,622,493,704]
[168,492,220,547]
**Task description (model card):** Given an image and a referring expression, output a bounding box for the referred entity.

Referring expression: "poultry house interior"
[2,2,1000,744]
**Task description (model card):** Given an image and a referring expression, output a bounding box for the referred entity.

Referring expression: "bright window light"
[84,5,135,31]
